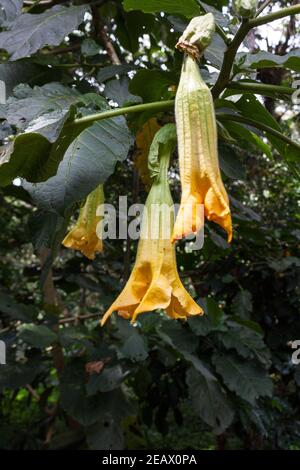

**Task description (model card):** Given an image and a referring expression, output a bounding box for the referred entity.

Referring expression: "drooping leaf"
[0,132,51,186]
[97,64,139,83]
[129,69,176,103]
[81,38,100,57]
[0,0,23,25]
[235,94,299,161]
[0,360,44,390]
[116,318,148,362]
[23,116,133,214]
[123,0,200,17]
[19,324,57,348]
[86,365,127,395]
[158,319,199,354]
[186,367,234,434]
[232,289,253,319]
[218,322,271,366]
[0,289,36,322]
[240,49,300,73]
[204,33,226,69]
[212,352,273,404]
[219,143,246,180]
[86,418,124,450]
[0,82,80,132]
[104,77,141,106]
[0,61,59,97]
[0,4,89,61]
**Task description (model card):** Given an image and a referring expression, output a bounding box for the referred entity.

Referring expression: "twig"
[26,384,40,401]
[92,4,121,65]
[255,0,272,17]
[43,43,81,55]
[59,313,100,324]
[211,3,300,99]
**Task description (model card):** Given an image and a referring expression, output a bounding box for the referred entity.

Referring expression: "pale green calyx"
[233,0,257,18]
[176,13,215,60]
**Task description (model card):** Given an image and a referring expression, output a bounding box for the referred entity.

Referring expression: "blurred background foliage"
[0,0,300,450]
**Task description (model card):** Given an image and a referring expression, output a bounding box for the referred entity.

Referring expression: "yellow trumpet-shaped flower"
[62,185,104,260]
[101,125,203,325]
[172,16,232,242]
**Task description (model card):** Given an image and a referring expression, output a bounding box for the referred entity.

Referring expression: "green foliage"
[0,0,299,452]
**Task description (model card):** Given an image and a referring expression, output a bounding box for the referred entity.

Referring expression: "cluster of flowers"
[62,14,232,325]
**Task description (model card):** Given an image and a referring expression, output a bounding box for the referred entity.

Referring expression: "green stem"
[227,82,293,98]
[211,19,251,99]
[255,0,272,17]
[72,100,174,127]
[250,4,300,27]
[217,113,300,152]
[212,4,300,99]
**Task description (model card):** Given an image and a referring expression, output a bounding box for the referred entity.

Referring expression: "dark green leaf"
[232,289,253,319]
[0,289,36,322]
[240,49,300,73]
[104,77,141,106]
[86,418,124,450]
[23,116,133,214]
[219,143,246,180]
[186,367,234,434]
[0,5,88,61]
[158,319,199,353]
[81,38,100,57]
[129,69,176,103]
[212,352,273,404]
[97,64,139,83]
[19,323,57,348]
[0,0,22,24]
[123,0,200,17]
[0,360,44,390]
[86,365,127,395]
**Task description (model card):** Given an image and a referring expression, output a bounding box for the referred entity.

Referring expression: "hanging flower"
[101,125,203,325]
[62,184,104,260]
[172,14,232,242]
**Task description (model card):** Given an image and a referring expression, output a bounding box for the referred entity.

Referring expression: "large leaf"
[86,418,124,450]
[0,0,22,24]
[129,69,176,103]
[0,61,58,97]
[116,318,149,362]
[97,64,139,83]
[0,289,36,322]
[218,322,271,366]
[240,49,300,73]
[212,352,273,404]
[186,367,234,434]
[235,94,299,161]
[19,324,57,348]
[104,77,141,106]
[0,132,51,186]
[0,4,88,61]
[0,82,80,132]
[86,365,127,395]
[219,143,246,180]
[158,319,199,353]
[123,0,200,17]
[232,289,253,318]
[0,360,44,390]
[23,116,133,214]
[61,365,132,427]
